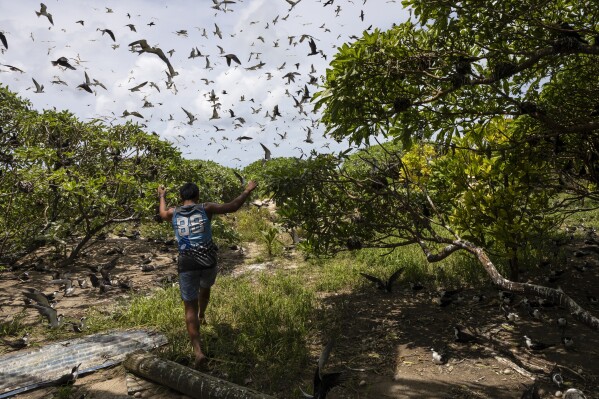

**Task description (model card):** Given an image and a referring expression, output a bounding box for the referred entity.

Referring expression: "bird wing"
[0,32,7,50]
[106,29,115,42]
[318,339,335,375]
[387,267,405,286]
[84,71,90,85]
[359,272,384,286]
[32,78,41,90]
[32,304,57,325]
[260,143,271,160]
[233,171,245,186]
[229,54,241,65]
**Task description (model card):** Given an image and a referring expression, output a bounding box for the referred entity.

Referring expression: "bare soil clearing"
[1,235,598,399]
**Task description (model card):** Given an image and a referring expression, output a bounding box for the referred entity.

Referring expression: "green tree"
[0,85,181,263]
[273,0,599,329]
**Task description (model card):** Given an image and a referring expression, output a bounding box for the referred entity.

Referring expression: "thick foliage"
[314,0,599,196]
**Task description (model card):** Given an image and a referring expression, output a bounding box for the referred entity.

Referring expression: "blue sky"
[0,0,409,167]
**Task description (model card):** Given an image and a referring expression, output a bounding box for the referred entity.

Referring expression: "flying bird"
[35,3,54,26]
[31,304,62,328]
[300,340,345,399]
[308,38,318,55]
[98,28,116,42]
[125,24,136,32]
[31,78,44,93]
[77,71,93,93]
[181,107,197,125]
[128,81,148,92]
[359,267,403,292]
[0,31,7,50]
[51,57,76,70]
[213,23,223,39]
[128,39,177,77]
[260,143,271,161]
[223,54,241,66]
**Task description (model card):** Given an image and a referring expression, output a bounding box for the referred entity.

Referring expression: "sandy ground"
[1,232,599,399]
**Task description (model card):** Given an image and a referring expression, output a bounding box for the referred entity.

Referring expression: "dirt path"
[1,235,599,399]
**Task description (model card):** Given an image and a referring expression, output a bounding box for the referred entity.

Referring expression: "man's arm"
[204,181,257,215]
[157,185,174,221]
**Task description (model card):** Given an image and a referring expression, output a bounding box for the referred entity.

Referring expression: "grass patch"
[86,272,315,392]
[0,310,28,337]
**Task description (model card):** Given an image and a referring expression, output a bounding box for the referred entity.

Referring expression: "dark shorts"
[178,255,218,301]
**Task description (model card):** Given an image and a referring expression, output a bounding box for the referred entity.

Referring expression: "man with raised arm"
[157,180,257,369]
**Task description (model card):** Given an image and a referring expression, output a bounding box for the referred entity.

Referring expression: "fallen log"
[123,352,276,399]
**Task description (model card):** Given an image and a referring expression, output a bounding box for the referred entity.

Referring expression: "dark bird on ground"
[89,273,100,288]
[0,31,7,50]
[31,303,62,328]
[71,316,86,332]
[454,325,477,343]
[409,282,424,291]
[42,364,81,387]
[35,3,54,25]
[223,53,241,66]
[359,267,403,293]
[260,143,272,161]
[77,71,93,93]
[300,340,345,399]
[51,57,76,70]
[31,78,44,93]
[520,381,541,399]
[129,39,177,76]
[1,332,29,349]
[501,304,519,322]
[561,336,574,348]
[129,81,148,92]
[308,38,318,55]
[524,335,555,351]
[181,107,196,125]
[431,348,447,364]
[98,28,116,42]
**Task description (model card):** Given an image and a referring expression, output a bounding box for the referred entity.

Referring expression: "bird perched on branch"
[359,267,403,293]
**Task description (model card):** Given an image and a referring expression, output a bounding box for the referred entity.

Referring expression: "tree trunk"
[123,352,276,399]
[456,240,599,331]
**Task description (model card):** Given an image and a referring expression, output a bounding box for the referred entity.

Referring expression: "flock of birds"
[0,0,398,165]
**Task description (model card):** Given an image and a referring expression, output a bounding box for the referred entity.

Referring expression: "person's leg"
[183,299,206,366]
[179,267,206,368]
[198,263,218,322]
[198,287,211,321]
